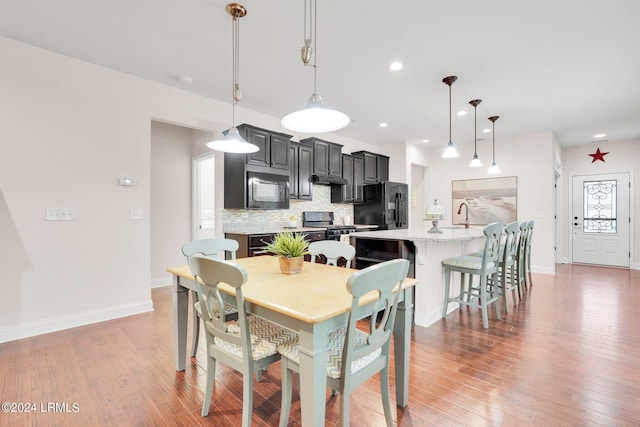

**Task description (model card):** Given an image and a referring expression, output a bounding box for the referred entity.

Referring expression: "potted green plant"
[265,231,309,274]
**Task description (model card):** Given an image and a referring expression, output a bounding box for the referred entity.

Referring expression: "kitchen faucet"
[457,202,470,228]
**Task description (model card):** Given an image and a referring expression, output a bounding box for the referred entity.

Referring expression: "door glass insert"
[583,179,617,233]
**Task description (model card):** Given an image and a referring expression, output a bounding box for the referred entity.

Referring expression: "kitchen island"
[350,227,485,328]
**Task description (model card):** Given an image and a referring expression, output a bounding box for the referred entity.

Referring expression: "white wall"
[560,140,639,268]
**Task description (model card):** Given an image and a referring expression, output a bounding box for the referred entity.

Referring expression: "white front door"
[193,153,216,240]
[571,172,630,267]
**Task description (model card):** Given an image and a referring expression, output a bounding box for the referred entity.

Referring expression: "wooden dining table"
[167,256,417,427]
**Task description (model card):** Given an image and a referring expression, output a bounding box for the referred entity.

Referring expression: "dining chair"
[308,240,356,268]
[494,221,520,313]
[524,220,535,290]
[188,256,297,424]
[278,258,410,427]
[182,238,240,357]
[442,222,503,328]
[515,221,529,297]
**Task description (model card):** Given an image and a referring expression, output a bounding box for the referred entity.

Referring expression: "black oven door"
[246,171,289,209]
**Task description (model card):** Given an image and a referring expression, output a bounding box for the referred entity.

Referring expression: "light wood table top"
[168,255,417,324]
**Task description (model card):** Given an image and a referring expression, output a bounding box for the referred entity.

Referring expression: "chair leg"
[339,385,351,427]
[242,366,254,427]
[500,269,510,314]
[279,359,292,427]
[381,365,393,426]
[479,276,489,329]
[190,290,200,358]
[493,273,502,321]
[201,356,216,417]
[443,267,451,318]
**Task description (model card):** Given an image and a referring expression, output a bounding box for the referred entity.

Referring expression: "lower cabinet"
[226,230,326,259]
[349,237,415,278]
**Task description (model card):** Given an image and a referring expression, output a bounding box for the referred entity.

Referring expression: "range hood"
[309,174,348,185]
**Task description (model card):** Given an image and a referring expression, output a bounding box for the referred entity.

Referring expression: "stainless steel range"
[302,211,357,241]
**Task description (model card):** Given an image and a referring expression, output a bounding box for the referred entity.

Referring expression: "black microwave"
[246,171,290,209]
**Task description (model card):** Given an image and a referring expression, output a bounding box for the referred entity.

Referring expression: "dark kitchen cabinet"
[351,151,389,184]
[331,154,364,203]
[240,124,291,171]
[301,137,343,178]
[289,141,313,200]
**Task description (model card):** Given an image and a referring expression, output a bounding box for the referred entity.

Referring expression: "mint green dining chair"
[278,258,410,427]
[442,222,503,328]
[188,256,297,425]
[524,220,535,290]
[182,238,239,357]
[308,240,356,268]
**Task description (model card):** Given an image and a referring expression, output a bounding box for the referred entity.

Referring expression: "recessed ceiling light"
[379,122,388,128]
[421,139,429,143]
[177,75,193,84]
[483,128,491,133]
[457,110,467,116]
[389,61,403,71]
[593,133,606,138]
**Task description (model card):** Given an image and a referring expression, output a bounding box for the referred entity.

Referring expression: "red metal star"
[588,147,609,163]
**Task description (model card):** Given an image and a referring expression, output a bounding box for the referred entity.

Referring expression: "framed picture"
[452,176,517,225]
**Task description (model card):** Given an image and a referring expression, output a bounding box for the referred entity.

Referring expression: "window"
[583,180,617,233]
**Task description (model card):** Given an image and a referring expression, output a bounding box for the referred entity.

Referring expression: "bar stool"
[442,222,503,328]
[524,220,535,290]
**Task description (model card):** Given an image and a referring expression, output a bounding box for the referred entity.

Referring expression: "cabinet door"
[298,144,313,200]
[245,127,270,167]
[342,155,355,202]
[362,152,378,183]
[377,155,389,182]
[328,143,342,177]
[313,140,330,175]
[270,134,290,170]
[353,156,364,203]
[289,144,299,199]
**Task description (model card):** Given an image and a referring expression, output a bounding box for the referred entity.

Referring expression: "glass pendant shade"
[442,141,460,158]
[206,127,259,153]
[488,162,501,174]
[468,155,483,167]
[281,94,351,133]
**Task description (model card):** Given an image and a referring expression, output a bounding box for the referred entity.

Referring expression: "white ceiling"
[2,0,639,149]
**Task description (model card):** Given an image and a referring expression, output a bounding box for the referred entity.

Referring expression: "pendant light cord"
[448,84,452,143]
[231,11,241,127]
[474,105,477,154]
[492,121,496,162]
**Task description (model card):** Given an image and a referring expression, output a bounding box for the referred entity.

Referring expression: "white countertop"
[224,224,377,235]
[351,226,485,242]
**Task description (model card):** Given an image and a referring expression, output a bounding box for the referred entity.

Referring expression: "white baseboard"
[560,257,571,264]
[532,265,556,275]
[151,277,172,288]
[0,299,153,344]
[414,305,451,329]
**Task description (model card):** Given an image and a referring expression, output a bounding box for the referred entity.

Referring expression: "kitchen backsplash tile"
[223,185,354,228]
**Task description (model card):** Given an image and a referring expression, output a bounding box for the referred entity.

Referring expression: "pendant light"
[441,76,460,158]
[207,3,259,154]
[487,115,501,174]
[281,0,351,134]
[468,99,483,167]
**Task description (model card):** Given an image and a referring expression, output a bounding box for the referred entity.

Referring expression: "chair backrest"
[480,222,504,274]
[188,257,252,358]
[182,238,239,260]
[526,220,535,252]
[341,258,410,380]
[501,221,520,267]
[308,240,356,268]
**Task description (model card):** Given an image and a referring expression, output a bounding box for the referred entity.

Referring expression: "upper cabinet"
[331,154,364,203]
[289,141,313,200]
[351,151,389,184]
[240,124,291,171]
[301,137,343,178]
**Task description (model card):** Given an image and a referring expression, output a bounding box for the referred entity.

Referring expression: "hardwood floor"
[1,264,639,426]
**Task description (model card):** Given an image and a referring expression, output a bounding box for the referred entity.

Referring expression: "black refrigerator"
[354,182,408,229]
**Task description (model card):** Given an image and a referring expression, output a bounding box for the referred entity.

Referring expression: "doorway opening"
[192,153,216,241]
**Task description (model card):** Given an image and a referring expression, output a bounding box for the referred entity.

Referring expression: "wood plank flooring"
[1,263,639,426]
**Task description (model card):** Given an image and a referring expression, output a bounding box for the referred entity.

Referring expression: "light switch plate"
[130,208,143,220]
